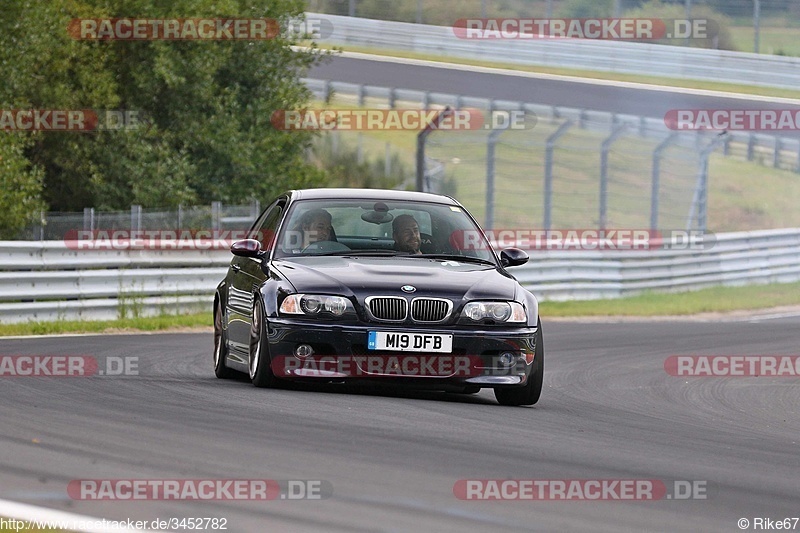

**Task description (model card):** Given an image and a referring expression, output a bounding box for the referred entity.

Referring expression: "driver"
[392,214,422,255]
[299,208,334,248]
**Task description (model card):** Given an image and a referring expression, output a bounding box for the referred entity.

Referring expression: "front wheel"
[213,298,235,379]
[494,322,544,406]
[249,298,279,388]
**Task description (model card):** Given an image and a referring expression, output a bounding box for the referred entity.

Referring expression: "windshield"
[274,199,497,264]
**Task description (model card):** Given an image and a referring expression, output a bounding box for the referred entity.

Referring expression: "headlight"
[280,294,350,317]
[462,301,526,323]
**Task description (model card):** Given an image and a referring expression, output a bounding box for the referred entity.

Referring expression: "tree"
[0,0,330,220]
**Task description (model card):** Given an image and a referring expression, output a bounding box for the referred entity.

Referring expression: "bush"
[0,135,46,239]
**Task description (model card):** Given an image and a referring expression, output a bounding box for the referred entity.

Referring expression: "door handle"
[231,264,241,272]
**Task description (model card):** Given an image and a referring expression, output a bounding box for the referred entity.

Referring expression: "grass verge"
[0,313,211,337]
[540,281,800,317]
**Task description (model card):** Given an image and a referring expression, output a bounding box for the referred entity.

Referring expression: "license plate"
[368,332,453,353]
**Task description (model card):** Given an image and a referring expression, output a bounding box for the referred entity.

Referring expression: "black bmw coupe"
[213,188,544,406]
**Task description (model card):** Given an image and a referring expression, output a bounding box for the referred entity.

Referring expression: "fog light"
[498,352,516,367]
[295,344,314,358]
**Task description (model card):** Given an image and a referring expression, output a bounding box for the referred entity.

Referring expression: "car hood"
[272,256,518,301]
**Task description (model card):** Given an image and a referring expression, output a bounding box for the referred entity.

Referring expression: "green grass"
[729,24,800,56]
[540,281,800,317]
[325,44,800,101]
[0,313,211,337]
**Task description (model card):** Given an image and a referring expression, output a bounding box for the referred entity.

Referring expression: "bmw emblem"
[401,285,416,293]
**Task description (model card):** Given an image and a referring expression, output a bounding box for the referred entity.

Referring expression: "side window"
[249,199,285,251]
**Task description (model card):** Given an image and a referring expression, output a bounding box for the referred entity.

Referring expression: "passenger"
[299,208,334,248]
[392,214,422,255]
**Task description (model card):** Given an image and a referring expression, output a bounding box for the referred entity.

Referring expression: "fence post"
[130,205,142,232]
[416,107,452,192]
[385,142,391,177]
[686,134,726,232]
[651,133,677,231]
[796,140,800,173]
[177,205,183,229]
[544,120,574,230]
[83,207,95,233]
[211,201,221,231]
[773,136,781,168]
[322,80,331,102]
[485,122,510,229]
[357,83,365,107]
[599,124,627,230]
[388,87,396,109]
[747,133,755,161]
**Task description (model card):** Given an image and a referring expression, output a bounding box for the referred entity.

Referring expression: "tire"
[494,322,544,406]
[249,298,279,388]
[213,298,235,379]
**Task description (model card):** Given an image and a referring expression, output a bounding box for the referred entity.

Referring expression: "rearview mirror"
[500,247,528,267]
[230,239,264,258]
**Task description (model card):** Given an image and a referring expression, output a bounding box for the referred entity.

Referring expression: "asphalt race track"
[309,54,800,139]
[1,318,798,532]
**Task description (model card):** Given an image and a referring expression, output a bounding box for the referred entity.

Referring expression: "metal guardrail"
[1,228,799,323]
[0,243,229,323]
[309,12,800,91]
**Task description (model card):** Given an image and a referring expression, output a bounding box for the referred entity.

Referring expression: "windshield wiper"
[415,254,497,266]
[313,250,404,257]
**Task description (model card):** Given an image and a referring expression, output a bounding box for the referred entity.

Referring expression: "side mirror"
[500,247,528,267]
[231,239,264,258]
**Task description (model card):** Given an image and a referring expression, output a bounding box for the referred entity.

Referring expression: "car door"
[226,197,286,357]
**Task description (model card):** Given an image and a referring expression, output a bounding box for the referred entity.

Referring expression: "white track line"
[332,49,800,105]
[0,498,155,532]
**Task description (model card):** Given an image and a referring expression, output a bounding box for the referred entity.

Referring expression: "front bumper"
[266,319,539,388]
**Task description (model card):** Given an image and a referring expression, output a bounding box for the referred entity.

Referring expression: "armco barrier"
[308,12,800,91]
[0,243,230,323]
[1,228,799,323]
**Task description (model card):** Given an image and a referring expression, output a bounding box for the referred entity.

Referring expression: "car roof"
[288,188,459,205]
